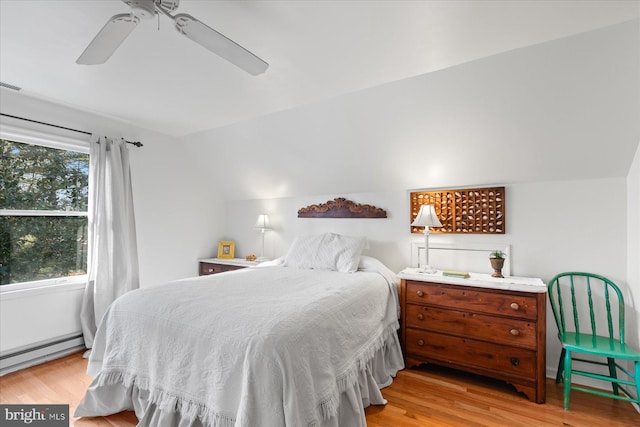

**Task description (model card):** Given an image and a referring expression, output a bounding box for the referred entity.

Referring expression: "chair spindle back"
[548,272,625,344]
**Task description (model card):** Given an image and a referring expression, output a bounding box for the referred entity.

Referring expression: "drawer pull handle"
[417,313,424,320]
[208,268,213,272]
[416,290,424,297]
[510,357,520,366]
[510,302,520,311]
[417,339,425,346]
[510,328,520,336]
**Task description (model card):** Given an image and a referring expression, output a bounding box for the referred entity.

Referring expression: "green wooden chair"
[548,272,640,409]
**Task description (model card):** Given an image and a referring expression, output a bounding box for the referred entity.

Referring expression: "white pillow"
[284,233,367,273]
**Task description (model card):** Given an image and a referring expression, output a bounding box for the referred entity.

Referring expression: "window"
[0,129,89,290]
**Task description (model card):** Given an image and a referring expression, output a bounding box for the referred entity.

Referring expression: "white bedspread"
[76,266,401,426]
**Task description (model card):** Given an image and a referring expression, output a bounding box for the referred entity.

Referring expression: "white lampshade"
[254,214,272,230]
[411,204,442,228]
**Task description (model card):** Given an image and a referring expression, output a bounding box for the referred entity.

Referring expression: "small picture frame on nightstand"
[217,241,235,259]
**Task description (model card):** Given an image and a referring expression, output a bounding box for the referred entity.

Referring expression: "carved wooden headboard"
[298,198,387,218]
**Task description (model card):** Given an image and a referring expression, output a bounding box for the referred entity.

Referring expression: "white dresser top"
[398,268,547,293]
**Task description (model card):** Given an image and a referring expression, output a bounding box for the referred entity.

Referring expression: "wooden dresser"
[199,258,258,276]
[398,269,547,403]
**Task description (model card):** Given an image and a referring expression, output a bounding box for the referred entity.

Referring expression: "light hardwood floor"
[1,351,638,426]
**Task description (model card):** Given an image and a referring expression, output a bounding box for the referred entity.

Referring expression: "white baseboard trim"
[0,335,85,376]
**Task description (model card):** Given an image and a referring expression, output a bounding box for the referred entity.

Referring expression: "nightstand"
[199,258,259,275]
[398,268,547,403]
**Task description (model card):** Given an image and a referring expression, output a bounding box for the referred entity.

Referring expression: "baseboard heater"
[0,333,85,376]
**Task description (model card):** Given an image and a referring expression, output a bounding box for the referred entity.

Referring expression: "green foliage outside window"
[0,139,89,285]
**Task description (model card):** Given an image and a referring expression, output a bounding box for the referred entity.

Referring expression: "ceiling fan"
[76,0,268,75]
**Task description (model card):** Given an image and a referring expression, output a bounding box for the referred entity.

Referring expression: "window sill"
[0,276,86,300]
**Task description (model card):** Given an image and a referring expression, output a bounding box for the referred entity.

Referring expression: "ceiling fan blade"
[173,13,268,76]
[77,14,140,65]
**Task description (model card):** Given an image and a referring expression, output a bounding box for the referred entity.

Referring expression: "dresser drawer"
[405,280,538,320]
[405,304,537,349]
[199,262,244,275]
[406,328,536,377]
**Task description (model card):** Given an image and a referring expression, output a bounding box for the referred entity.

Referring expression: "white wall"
[0,89,225,355]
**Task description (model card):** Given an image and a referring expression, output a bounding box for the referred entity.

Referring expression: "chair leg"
[556,348,566,384]
[635,361,640,405]
[607,357,619,395]
[563,349,572,410]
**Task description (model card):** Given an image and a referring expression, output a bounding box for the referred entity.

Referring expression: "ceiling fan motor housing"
[123,0,180,18]
[130,0,156,19]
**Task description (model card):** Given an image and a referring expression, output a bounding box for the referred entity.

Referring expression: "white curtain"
[81,135,139,349]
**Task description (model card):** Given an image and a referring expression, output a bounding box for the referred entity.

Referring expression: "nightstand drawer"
[405,304,537,349]
[406,328,536,377]
[199,262,244,276]
[405,280,538,320]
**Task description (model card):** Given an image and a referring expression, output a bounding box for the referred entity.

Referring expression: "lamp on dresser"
[411,204,442,273]
[254,213,272,261]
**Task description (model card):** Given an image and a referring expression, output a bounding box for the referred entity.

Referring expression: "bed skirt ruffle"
[75,326,404,427]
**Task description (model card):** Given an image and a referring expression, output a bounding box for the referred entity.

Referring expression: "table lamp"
[254,214,272,261]
[411,204,442,273]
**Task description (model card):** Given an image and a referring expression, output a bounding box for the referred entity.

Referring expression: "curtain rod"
[0,113,143,147]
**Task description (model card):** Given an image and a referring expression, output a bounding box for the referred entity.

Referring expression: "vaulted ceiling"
[1,1,638,137]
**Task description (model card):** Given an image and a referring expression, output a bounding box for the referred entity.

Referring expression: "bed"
[75,233,404,426]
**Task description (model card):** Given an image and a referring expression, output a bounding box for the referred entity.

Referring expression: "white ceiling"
[0,0,638,137]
